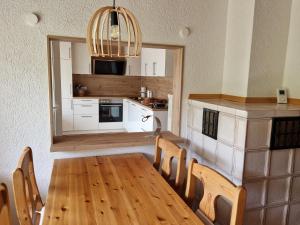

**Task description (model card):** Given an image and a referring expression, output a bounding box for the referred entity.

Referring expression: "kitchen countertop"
[51,131,184,152]
[190,98,300,111]
[73,96,168,112]
[73,95,134,99]
[189,98,300,118]
[124,98,168,112]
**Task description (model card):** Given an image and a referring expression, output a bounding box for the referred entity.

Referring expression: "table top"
[42,153,204,225]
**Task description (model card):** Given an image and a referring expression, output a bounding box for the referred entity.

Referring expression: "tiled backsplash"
[73,74,173,99]
[187,99,300,225]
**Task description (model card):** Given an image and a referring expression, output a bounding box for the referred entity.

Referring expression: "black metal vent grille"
[202,108,219,140]
[270,117,300,150]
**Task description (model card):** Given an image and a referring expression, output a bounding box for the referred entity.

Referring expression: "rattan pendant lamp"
[86,0,142,58]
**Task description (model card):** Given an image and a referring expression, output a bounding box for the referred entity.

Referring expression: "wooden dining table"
[42,153,204,225]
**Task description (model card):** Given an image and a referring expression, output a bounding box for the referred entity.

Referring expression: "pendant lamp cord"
[113,0,116,8]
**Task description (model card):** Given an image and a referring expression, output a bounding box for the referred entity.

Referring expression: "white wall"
[283,0,300,98]
[0,0,229,223]
[247,0,292,97]
[222,0,255,97]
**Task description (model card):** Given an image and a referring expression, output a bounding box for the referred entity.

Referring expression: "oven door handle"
[100,104,123,107]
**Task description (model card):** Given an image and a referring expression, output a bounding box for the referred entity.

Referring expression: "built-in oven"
[99,100,123,123]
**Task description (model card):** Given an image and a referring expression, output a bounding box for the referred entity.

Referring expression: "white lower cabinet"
[74,104,98,115]
[62,113,73,131]
[140,107,154,132]
[61,98,74,132]
[127,102,141,132]
[123,99,167,132]
[73,98,99,131]
[74,115,98,131]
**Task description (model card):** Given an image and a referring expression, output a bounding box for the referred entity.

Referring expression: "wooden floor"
[51,131,186,152]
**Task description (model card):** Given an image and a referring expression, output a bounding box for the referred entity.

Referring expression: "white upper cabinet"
[59,42,72,60]
[71,43,91,74]
[141,48,166,76]
[60,59,73,98]
[126,57,141,76]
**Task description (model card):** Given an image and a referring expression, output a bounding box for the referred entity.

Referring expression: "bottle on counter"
[141,86,147,98]
[147,90,153,98]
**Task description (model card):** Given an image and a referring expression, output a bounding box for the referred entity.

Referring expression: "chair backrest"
[12,147,43,225]
[153,136,186,189]
[0,183,12,225]
[185,159,246,225]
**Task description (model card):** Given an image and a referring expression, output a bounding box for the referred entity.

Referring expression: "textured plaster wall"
[247,0,292,97]
[283,0,300,98]
[0,0,228,223]
[222,0,255,97]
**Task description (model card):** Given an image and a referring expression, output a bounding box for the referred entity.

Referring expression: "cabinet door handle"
[81,116,92,118]
[128,65,131,75]
[99,104,122,107]
[153,62,157,75]
[80,100,93,102]
[69,47,71,59]
[145,63,148,76]
[89,63,91,74]
[81,105,93,107]
[70,84,72,96]
[71,99,74,110]
[142,115,151,122]
[131,103,136,106]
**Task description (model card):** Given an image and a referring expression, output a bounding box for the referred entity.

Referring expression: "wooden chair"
[0,183,12,225]
[153,136,187,192]
[185,159,246,225]
[12,147,44,225]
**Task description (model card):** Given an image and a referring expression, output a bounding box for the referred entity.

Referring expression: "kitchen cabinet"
[139,107,154,132]
[60,41,74,133]
[73,99,99,105]
[126,57,141,76]
[59,42,72,60]
[72,43,91,74]
[62,114,74,131]
[127,102,142,132]
[74,115,98,131]
[74,104,98,115]
[62,99,73,114]
[141,48,166,76]
[61,99,74,132]
[60,59,73,98]
[73,98,99,131]
[123,99,168,132]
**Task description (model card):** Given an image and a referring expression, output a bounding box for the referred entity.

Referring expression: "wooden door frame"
[47,35,184,145]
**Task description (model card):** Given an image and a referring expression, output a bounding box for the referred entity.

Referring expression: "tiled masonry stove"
[187,99,300,225]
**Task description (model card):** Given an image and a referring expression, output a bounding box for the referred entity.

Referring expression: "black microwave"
[91,58,127,75]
